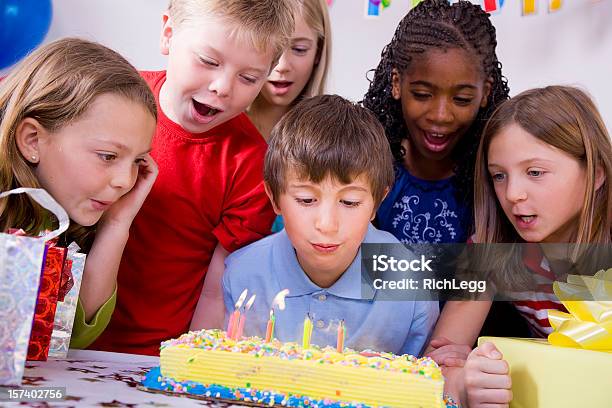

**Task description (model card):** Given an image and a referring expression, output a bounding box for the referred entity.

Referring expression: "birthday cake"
[142,329,452,408]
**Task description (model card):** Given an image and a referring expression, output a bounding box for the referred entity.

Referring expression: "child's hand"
[441,365,466,407]
[464,342,512,408]
[101,154,158,229]
[425,337,472,367]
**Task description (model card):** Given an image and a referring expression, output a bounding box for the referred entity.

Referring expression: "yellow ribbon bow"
[548,268,612,351]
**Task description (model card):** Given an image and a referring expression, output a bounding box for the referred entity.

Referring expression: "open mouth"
[514,214,537,228]
[269,80,293,89]
[268,80,293,96]
[192,99,221,117]
[423,131,453,148]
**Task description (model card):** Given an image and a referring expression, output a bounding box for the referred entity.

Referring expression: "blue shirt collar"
[272,227,376,301]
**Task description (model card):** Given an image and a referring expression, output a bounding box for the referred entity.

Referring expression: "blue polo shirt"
[222,224,438,356]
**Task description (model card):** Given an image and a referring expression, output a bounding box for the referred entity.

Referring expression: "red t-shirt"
[91,71,275,355]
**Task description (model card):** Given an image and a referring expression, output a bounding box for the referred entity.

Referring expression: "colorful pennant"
[522,0,537,15]
[484,0,505,13]
[366,0,380,16]
[366,0,392,17]
[549,0,562,12]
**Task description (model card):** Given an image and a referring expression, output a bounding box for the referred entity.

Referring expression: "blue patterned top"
[377,165,471,244]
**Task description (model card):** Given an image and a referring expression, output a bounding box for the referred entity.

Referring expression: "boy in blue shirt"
[222,95,438,356]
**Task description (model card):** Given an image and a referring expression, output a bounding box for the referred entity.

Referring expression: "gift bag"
[0,187,68,385]
[26,242,67,361]
[48,244,86,358]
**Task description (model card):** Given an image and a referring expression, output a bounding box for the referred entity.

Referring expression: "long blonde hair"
[251,0,331,109]
[474,85,611,245]
[0,38,157,245]
[297,0,331,98]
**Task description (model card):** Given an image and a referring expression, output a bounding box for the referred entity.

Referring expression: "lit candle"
[265,310,275,343]
[235,314,245,340]
[227,310,239,338]
[302,313,313,349]
[234,294,256,340]
[227,289,248,338]
[336,320,346,353]
[271,289,290,311]
[262,289,289,343]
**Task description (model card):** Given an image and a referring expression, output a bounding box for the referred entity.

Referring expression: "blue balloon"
[0,0,53,69]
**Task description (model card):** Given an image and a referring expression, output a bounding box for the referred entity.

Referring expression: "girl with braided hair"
[363,0,509,244]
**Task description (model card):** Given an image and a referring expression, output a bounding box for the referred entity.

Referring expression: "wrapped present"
[48,244,86,358]
[479,336,611,408]
[479,268,612,408]
[26,243,66,361]
[0,188,68,385]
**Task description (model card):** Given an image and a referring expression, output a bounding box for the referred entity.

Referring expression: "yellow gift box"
[479,268,612,408]
[478,336,612,408]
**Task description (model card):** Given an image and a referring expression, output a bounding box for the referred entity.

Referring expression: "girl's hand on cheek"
[101,154,158,229]
[464,342,512,408]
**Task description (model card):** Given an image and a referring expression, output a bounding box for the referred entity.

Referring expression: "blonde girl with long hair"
[428,85,611,407]
[0,38,158,348]
[247,0,332,142]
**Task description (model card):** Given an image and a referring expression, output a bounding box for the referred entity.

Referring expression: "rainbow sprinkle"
[145,329,458,407]
[160,329,441,379]
[142,367,458,408]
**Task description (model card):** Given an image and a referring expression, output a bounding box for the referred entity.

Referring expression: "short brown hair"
[264,95,394,207]
[168,0,296,65]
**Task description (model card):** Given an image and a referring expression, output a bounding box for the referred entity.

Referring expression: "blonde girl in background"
[0,38,158,348]
[247,0,332,142]
[246,0,332,233]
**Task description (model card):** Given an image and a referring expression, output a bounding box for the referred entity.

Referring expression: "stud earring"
[31,155,37,162]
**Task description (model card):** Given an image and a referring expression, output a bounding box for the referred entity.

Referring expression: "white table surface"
[0,349,244,407]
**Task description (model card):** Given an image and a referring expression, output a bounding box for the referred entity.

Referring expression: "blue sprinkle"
[141,366,456,408]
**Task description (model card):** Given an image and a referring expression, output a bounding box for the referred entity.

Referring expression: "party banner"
[366,0,393,17]
[483,0,505,12]
[360,0,567,16]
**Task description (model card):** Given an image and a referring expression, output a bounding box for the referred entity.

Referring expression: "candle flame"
[271,289,290,310]
[245,294,256,310]
[235,289,248,309]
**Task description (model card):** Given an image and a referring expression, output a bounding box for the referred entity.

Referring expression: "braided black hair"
[362,0,510,214]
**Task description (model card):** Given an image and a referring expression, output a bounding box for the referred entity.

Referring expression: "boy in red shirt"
[92,0,295,355]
